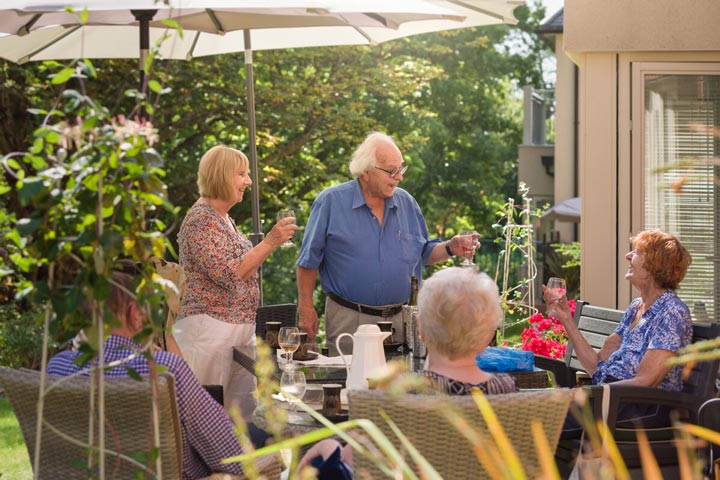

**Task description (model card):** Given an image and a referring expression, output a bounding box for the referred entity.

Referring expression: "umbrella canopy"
[541,197,581,223]
[0,1,521,62]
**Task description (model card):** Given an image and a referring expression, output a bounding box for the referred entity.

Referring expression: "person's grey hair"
[348,132,397,178]
[197,145,248,201]
[418,267,502,360]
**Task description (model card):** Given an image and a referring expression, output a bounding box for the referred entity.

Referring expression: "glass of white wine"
[278,326,300,369]
[280,370,307,419]
[277,209,296,247]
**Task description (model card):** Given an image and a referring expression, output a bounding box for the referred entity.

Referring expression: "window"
[641,68,720,322]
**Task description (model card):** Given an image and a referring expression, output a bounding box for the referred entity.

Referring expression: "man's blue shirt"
[297,179,440,306]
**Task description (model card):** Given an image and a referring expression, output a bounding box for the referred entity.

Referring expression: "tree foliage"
[0,3,550,307]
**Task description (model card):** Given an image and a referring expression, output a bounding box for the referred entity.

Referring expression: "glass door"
[633,63,720,323]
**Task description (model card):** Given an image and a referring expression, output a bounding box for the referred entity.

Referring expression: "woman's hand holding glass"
[277,209,297,247]
[545,277,567,303]
[542,277,572,326]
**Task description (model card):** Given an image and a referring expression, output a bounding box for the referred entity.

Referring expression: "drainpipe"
[573,64,579,241]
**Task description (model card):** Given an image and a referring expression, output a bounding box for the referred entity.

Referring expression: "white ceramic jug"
[336,324,392,390]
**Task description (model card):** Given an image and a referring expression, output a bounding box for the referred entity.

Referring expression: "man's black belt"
[328,293,404,318]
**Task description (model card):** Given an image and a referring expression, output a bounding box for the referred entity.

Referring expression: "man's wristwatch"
[445,241,454,257]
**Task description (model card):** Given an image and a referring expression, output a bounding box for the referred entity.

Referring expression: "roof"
[536,7,563,34]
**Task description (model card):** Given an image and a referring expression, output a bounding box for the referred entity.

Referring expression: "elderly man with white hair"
[297,132,479,355]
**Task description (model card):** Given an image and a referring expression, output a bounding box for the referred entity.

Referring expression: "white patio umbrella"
[541,197,581,223]
[1,0,523,297]
[0,0,522,241]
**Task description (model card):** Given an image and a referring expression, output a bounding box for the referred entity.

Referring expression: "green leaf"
[6,158,21,170]
[28,154,48,171]
[17,178,45,206]
[148,80,162,94]
[45,130,60,144]
[29,137,44,154]
[93,276,111,301]
[125,367,142,381]
[83,115,98,129]
[62,287,85,318]
[80,59,96,78]
[100,230,124,253]
[160,18,181,31]
[16,217,43,237]
[51,67,75,85]
[80,213,97,228]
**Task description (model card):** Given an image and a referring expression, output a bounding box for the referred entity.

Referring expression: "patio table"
[232,345,553,389]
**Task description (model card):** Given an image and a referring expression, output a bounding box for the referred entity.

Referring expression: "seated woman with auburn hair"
[544,229,693,441]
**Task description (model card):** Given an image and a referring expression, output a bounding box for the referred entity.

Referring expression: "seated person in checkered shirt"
[47,270,248,480]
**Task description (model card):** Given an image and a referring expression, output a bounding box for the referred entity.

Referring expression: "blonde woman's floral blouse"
[178,203,259,324]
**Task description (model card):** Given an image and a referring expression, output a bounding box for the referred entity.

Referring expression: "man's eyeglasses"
[373,164,408,178]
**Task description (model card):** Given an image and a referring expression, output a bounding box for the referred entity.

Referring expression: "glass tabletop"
[232,344,421,387]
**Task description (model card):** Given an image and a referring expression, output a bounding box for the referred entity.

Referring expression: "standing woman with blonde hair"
[174,145,297,419]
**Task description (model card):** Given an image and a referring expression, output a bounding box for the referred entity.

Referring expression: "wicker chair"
[0,367,281,480]
[699,397,720,480]
[555,322,720,478]
[348,388,572,478]
[255,303,297,339]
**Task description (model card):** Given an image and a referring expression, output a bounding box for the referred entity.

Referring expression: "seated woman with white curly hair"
[297,267,517,479]
[417,266,519,395]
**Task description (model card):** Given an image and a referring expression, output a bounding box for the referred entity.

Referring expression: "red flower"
[518,307,570,360]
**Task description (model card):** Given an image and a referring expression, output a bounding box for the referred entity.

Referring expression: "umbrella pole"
[244,29,264,302]
[131,10,157,117]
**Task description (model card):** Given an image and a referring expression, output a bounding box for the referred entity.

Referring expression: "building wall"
[575,52,619,308]
[564,0,720,53]
[518,144,554,205]
[564,0,720,309]
[553,33,578,243]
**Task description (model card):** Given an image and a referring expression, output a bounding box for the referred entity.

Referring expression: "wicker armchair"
[0,367,281,480]
[255,303,297,339]
[699,398,720,480]
[555,322,720,478]
[349,388,572,478]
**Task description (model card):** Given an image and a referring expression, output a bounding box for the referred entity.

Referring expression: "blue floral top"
[592,290,692,391]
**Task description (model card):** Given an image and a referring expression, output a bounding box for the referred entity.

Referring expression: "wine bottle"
[409,275,419,306]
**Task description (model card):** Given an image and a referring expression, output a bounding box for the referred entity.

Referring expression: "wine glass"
[280,370,307,419]
[546,277,567,304]
[277,209,296,247]
[458,230,478,266]
[278,326,300,369]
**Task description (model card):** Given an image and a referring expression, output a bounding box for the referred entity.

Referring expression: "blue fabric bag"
[476,346,534,372]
